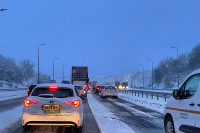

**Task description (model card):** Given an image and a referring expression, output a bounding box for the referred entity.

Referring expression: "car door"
[176,74,200,132]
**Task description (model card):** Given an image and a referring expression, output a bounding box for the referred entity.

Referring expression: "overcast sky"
[0,0,200,81]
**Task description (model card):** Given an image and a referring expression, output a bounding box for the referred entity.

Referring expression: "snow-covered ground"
[0,106,23,131]
[0,90,27,101]
[87,94,135,133]
[119,92,167,114]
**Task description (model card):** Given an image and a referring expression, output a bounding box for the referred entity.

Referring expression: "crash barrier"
[119,89,172,101]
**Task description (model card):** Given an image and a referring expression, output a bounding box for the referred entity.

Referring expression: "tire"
[23,125,31,131]
[165,116,175,133]
[76,126,82,133]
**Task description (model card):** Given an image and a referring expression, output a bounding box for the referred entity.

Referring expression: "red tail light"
[97,88,99,90]
[24,99,40,107]
[80,90,84,93]
[49,86,58,91]
[103,90,106,92]
[116,90,118,92]
[28,88,30,92]
[63,100,80,108]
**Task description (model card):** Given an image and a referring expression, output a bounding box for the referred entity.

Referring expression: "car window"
[105,86,115,89]
[31,88,74,98]
[184,74,200,97]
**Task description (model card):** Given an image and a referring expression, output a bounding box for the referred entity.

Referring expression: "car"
[100,86,118,98]
[75,85,87,99]
[164,69,200,133]
[22,83,84,132]
[28,84,38,96]
[95,86,105,94]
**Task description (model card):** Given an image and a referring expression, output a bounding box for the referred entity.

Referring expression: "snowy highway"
[0,90,166,133]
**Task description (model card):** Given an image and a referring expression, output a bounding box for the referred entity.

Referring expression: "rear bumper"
[23,112,82,127]
[102,93,118,97]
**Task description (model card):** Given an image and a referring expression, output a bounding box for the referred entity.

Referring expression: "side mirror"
[173,89,179,99]
[185,90,190,98]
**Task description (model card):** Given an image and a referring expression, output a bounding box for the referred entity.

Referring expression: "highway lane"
[0,97,100,133]
[93,94,165,133]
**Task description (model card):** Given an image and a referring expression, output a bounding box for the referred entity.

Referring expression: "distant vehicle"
[95,86,104,94]
[164,69,200,133]
[22,84,84,132]
[115,82,120,89]
[62,80,70,84]
[74,85,87,99]
[28,84,38,96]
[100,86,118,98]
[119,82,128,89]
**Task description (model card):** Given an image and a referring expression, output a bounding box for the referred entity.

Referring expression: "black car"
[28,84,38,96]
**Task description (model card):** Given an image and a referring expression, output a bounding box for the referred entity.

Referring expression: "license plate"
[43,105,61,114]
[109,93,113,95]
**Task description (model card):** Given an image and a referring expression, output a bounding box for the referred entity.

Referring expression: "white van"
[164,69,200,133]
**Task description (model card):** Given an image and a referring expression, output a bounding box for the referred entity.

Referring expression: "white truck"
[164,69,200,133]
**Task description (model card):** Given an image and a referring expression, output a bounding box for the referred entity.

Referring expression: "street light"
[38,44,46,84]
[53,58,59,80]
[0,9,8,11]
[140,64,144,88]
[63,64,67,81]
[148,59,154,89]
[171,46,179,88]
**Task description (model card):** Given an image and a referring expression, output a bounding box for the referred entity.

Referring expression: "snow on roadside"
[87,94,135,133]
[119,92,166,114]
[0,90,27,101]
[0,106,23,131]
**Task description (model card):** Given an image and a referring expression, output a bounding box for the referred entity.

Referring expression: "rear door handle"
[189,103,195,106]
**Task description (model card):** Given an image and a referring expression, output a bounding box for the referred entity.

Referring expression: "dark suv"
[28,84,38,96]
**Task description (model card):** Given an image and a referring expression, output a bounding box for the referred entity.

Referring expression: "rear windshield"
[105,86,116,89]
[31,88,74,98]
[29,85,37,90]
[74,86,83,90]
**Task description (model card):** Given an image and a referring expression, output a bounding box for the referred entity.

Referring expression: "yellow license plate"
[43,105,61,114]
[109,93,113,95]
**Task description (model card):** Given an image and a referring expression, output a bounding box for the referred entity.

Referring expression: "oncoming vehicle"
[22,84,84,132]
[164,69,200,133]
[100,86,118,98]
[28,84,38,96]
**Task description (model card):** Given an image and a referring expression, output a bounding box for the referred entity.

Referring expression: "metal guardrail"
[119,89,173,101]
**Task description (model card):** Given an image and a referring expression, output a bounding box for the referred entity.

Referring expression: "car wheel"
[165,116,175,133]
[23,125,31,131]
[76,126,82,133]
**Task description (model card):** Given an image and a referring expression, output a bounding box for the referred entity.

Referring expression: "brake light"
[63,100,80,108]
[97,88,99,90]
[28,88,30,92]
[103,90,106,92]
[49,86,58,91]
[24,99,40,107]
[80,90,84,93]
[116,90,118,92]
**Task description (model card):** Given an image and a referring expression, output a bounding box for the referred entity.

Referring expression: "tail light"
[97,88,99,90]
[24,99,40,107]
[49,86,58,91]
[116,90,118,92]
[63,100,80,108]
[80,90,84,93]
[28,88,30,92]
[103,90,106,92]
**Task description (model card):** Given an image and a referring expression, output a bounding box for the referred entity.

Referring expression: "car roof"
[35,83,74,89]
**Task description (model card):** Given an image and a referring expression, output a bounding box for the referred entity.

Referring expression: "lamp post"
[148,59,154,89]
[38,44,46,84]
[171,46,179,88]
[140,64,144,88]
[53,58,59,80]
[63,64,67,81]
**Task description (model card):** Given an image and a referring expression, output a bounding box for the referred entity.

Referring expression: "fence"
[119,89,172,101]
